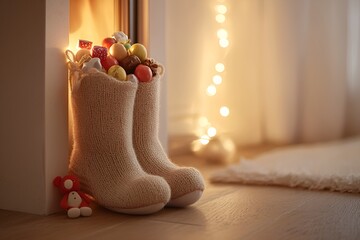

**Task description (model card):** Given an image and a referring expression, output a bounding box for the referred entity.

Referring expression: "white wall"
[45,0,70,214]
[0,0,69,215]
[149,0,168,150]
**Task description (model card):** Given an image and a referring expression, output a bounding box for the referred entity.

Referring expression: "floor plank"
[247,191,360,240]
[1,152,360,240]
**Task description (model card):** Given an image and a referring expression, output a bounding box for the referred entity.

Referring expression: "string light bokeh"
[194,1,231,147]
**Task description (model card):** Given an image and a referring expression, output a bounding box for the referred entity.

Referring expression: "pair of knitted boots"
[69,70,204,215]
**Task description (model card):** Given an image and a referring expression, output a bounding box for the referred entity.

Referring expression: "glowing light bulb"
[212,75,222,85]
[215,63,225,73]
[215,14,226,23]
[219,39,229,48]
[199,135,210,145]
[207,84,217,96]
[217,28,228,39]
[220,106,230,117]
[215,4,227,14]
[207,127,217,137]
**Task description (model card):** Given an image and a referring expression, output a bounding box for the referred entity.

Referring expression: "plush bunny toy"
[53,175,92,218]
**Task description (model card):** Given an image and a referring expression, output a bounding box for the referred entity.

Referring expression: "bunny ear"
[53,176,62,187]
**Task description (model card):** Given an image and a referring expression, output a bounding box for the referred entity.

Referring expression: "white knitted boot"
[69,72,170,215]
[133,74,205,207]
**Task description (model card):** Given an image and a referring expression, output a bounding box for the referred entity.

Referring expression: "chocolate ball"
[119,55,141,74]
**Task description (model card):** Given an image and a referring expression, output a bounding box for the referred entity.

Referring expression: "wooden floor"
[1,150,360,240]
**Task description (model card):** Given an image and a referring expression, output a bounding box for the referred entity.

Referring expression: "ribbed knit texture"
[133,75,205,203]
[69,72,170,212]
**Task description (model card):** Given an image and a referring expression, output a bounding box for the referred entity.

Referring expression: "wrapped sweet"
[119,55,141,74]
[113,31,128,44]
[92,46,108,61]
[78,39,93,50]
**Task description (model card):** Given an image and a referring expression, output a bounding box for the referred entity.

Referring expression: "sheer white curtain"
[166,0,360,145]
[261,0,360,144]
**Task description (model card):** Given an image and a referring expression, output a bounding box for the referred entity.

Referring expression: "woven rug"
[210,137,360,193]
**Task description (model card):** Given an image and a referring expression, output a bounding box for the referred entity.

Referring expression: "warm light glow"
[217,28,228,39]
[191,140,202,152]
[198,116,209,127]
[207,127,217,137]
[207,85,217,96]
[215,4,227,14]
[212,75,223,85]
[219,39,229,48]
[66,45,77,54]
[199,135,210,145]
[69,1,116,53]
[215,63,225,73]
[220,106,230,117]
[215,14,226,23]
[196,1,229,142]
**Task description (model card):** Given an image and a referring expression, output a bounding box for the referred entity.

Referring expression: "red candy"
[78,39,93,50]
[102,37,116,49]
[92,46,108,61]
[101,55,119,71]
[134,64,153,82]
